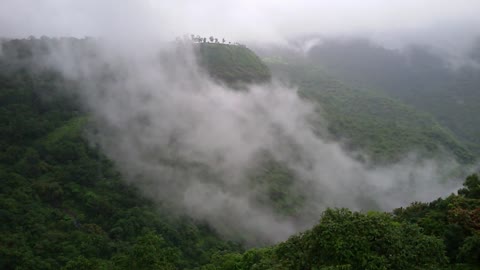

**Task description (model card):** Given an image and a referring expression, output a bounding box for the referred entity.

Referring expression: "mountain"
[197,43,271,85]
[200,176,480,269]
[1,37,479,269]
[304,38,480,156]
[0,43,243,269]
[266,60,475,164]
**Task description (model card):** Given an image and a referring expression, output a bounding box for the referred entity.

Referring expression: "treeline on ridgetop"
[0,37,479,269]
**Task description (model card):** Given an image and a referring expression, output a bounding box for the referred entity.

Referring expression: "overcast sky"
[2,0,480,47]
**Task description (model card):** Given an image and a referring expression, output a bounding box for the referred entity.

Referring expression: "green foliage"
[394,175,480,268]
[116,232,180,269]
[249,159,305,216]
[276,209,447,270]
[270,62,474,163]
[303,39,480,157]
[200,248,278,270]
[202,174,480,270]
[458,234,480,265]
[2,37,480,270]
[205,208,451,270]
[0,38,242,269]
[459,174,480,199]
[197,43,271,85]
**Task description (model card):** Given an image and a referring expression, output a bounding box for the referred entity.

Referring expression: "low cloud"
[39,40,462,244]
[2,0,476,244]
[2,0,480,49]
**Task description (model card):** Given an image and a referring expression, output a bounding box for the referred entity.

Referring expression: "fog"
[2,1,478,244]
[36,40,460,244]
[2,0,480,47]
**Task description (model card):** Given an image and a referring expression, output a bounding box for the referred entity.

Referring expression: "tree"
[457,234,480,264]
[458,174,480,199]
[62,256,100,270]
[276,209,447,270]
[209,36,214,43]
[122,232,180,270]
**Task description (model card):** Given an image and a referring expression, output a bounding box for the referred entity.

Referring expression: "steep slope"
[196,43,271,85]
[0,42,242,269]
[200,175,480,269]
[306,38,480,156]
[268,61,475,163]
[2,37,478,270]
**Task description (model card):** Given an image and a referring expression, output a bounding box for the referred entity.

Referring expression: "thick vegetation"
[201,176,480,270]
[202,209,449,269]
[1,38,479,269]
[0,45,241,269]
[197,43,271,85]
[306,38,480,156]
[393,174,480,267]
[268,61,474,163]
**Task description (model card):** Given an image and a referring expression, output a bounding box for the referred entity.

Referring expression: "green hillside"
[0,63,242,269]
[202,178,480,269]
[1,38,479,269]
[305,39,480,156]
[196,43,271,85]
[268,61,475,163]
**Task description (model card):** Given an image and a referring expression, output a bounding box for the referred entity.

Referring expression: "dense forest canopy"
[260,37,480,156]
[4,0,480,269]
[1,36,479,270]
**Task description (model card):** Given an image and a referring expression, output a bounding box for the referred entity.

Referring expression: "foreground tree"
[275,209,447,270]
[203,209,448,270]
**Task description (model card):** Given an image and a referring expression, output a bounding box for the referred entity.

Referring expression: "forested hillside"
[1,38,479,269]
[266,60,474,163]
[304,38,480,155]
[0,46,243,269]
[197,43,271,85]
[200,176,480,269]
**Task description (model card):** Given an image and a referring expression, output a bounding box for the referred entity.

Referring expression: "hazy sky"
[2,0,480,45]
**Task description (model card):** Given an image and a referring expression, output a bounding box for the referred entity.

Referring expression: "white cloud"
[2,0,480,44]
